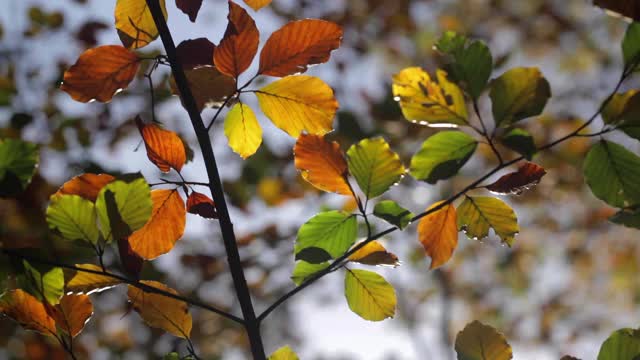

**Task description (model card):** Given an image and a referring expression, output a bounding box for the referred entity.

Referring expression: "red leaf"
[214,1,259,78]
[176,0,203,22]
[187,191,217,219]
[486,162,546,195]
[176,38,216,69]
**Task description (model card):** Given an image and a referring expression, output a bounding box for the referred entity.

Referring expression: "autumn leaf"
[176,0,202,22]
[170,66,236,112]
[127,281,192,338]
[293,134,351,195]
[51,294,93,338]
[346,137,405,199]
[64,264,121,294]
[224,103,262,159]
[348,241,399,267]
[115,0,167,49]
[95,177,152,242]
[244,0,271,11]
[256,75,338,137]
[258,19,342,77]
[486,162,546,195]
[344,269,396,322]
[0,289,56,336]
[54,173,115,201]
[455,320,513,360]
[129,189,186,260]
[214,1,259,78]
[457,196,519,246]
[60,45,139,103]
[136,117,187,172]
[186,191,217,219]
[418,201,458,269]
[176,38,216,69]
[269,346,299,360]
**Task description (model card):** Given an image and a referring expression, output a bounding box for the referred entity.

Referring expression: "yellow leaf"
[127,281,192,338]
[392,67,467,126]
[64,264,122,294]
[457,196,519,246]
[256,75,338,137]
[269,346,299,360]
[115,0,167,49]
[243,0,272,11]
[224,103,262,159]
[293,134,351,195]
[129,189,186,259]
[417,201,458,269]
[344,269,396,321]
[51,294,93,338]
[0,289,56,336]
[348,240,399,267]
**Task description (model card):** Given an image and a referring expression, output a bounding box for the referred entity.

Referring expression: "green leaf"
[410,131,477,184]
[457,196,519,246]
[373,200,414,230]
[490,67,551,127]
[346,137,404,199]
[500,128,536,160]
[95,176,152,242]
[295,211,357,260]
[20,261,64,305]
[583,141,640,208]
[46,195,99,244]
[295,247,332,264]
[623,23,640,71]
[344,269,396,321]
[0,138,38,197]
[269,346,299,360]
[436,32,493,99]
[601,91,640,141]
[291,261,330,286]
[598,328,640,360]
[610,207,640,229]
[455,320,513,360]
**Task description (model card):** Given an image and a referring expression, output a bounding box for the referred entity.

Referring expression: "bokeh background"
[1,0,639,359]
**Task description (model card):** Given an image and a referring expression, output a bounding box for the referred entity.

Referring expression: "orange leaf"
[176,38,215,69]
[129,189,186,259]
[54,173,115,201]
[243,0,271,11]
[258,19,343,77]
[136,117,187,173]
[51,294,93,338]
[176,0,202,22]
[0,289,56,336]
[214,1,259,78]
[60,45,140,103]
[187,191,217,219]
[348,241,399,267]
[486,162,546,195]
[127,280,192,338]
[293,134,352,195]
[418,201,458,269]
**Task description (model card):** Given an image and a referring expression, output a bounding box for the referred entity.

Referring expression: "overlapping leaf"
[602,91,640,140]
[410,131,477,184]
[54,173,115,201]
[115,0,167,49]
[295,211,357,261]
[244,0,272,11]
[21,261,64,305]
[95,177,153,242]
[46,195,99,244]
[291,261,329,286]
[348,241,399,267]
[293,134,351,195]
[418,201,458,269]
[486,162,546,195]
[346,137,404,199]
[176,38,216,68]
[455,320,513,360]
[51,294,93,338]
[0,138,39,197]
[127,280,192,338]
[214,1,259,78]
[0,289,56,336]
[500,128,537,160]
[490,67,551,127]
[136,117,187,172]
[457,196,519,246]
[186,191,217,219]
[64,264,121,294]
[344,269,396,321]
[373,200,414,230]
[170,66,236,112]
[224,103,262,159]
[176,0,202,22]
[269,346,299,360]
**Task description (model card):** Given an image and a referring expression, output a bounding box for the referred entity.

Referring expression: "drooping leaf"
[373,200,414,230]
[455,320,513,360]
[346,137,404,199]
[186,191,217,219]
[457,196,519,246]
[392,67,468,126]
[46,195,99,244]
[175,0,202,22]
[0,289,56,336]
[293,134,352,195]
[610,207,640,229]
[54,173,115,201]
[597,328,640,360]
[295,211,357,260]
[21,261,64,305]
[136,117,187,172]
[490,67,551,127]
[95,177,153,242]
[64,264,121,294]
[485,162,546,195]
[61,45,140,102]
[258,19,342,77]
[409,131,477,184]
[269,346,299,360]
[176,38,215,69]
[623,22,640,70]
[127,280,192,338]
[0,138,38,197]
[344,269,396,321]
[170,66,236,112]
[224,103,262,159]
[348,240,399,267]
[214,1,259,78]
[291,261,329,286]
[51,294,93,338]
[583,141,640,208]
[115,0,167,49]
[243,0,272,11]
[256,75,338,137]
[418,201,458,269]
[500,128,537,160]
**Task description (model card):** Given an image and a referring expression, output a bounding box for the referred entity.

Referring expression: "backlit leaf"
[21,261,64,305]
[348,241,399,267]
[46,195,99,244]
[136,117,187,172]
[418,201,458,269]
[95,177,152,242]
[583,141,640,208]
[500,128,536,160]
[258,19,342,77]
[623,22,640,70]
[224,103,262,159]
[61,45,139,102]
[295,211,357,260]
[457,196,519,246]
[170,66,236,112]
[597,328,640,360]
[291,261,329,286]
[490,67,551,127]
[344,269,396,321]
[54,173,115,201]
[244,0,272,11]
[601,91,640,140]
[51,294,93,338]
[0,138,38,197]
[176,0,202,22]
[256,75,338,137]
[392,67,468,126]
[269,346,299,360]
[64,264,121,294]
[127,280,192,338]
[455,320,513,360]
[610,207,640,229]
[186,191,217,219]
[129,189,186,260]
[214,1,259,78]
[0,289,56,336]
[115,0,167,49]
[347,137,404,199]
[293,134,351,195]
[373,200,414,230]
[176,38,215,69]
[486,162,546,195]
[410,131,477,184]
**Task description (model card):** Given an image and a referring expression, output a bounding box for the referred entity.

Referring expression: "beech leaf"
[176,38,216,69]
[346,137,405,199]
[51,294,93,338]
[46,194,100,244]
[175,0,202,22]
[64,264,121,294]
[344,269,396,321]
[54,173,115,201]
[95,177,153,242]
[455,320,513,360]
[0,289,56,336]
[214,1,260,78]
[186,191,217,219]
[457,196,519,246]
[294,134,352,196]
[348,241,399,267]
[115,0,167,49]
[418,201,458,269]
[410,131,477,184]
[0,138,38,197]
[291,261,329,286]
[490,67,551,127]
[136,117,187,172]
[269,346,299,360]
[485,162,546,195]
[295,211,357,260]
[373,200,414,230]
[170,66,236,112]
[224,103,262,159]
[127,281,192,338]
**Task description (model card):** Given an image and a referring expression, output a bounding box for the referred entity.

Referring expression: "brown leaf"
[60,45,140,102]
[127,281,192,338]
[186,191,217,219]
[51,294,93,338]
[594,0,640,21]
[54,173,115,201]
[418,201,458,269]
[0,289,56,336]
[129,189,186,259]
[258,19,343,77]
[64,264,121,294]
[176,0,203,22]
[486,162,546,195]
[170,66,236,112]
[214,1,259,78]
[293,134,352,195]
[243,0,271,11]
[348,241,399,267]
[136,116,187,173]
[118,236,144,279]
[176,38,215,69]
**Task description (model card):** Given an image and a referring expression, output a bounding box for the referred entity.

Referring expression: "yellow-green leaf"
[455,320,513,360]
[490,67,551,127]
[115,0,167,49]
[346,137,404,199]
[64,264,121,295]
[127,280,192,338]
[269,345,299,360]
[224,103,262,159]
[46,195,99,244]
[95,177,152,242]
[21,261,64,305]
[457,196,519,246]
[344,269,396,321]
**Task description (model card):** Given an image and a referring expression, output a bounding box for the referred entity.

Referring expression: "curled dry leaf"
[176,38,216,69]
[115,0,167,49]
[64,264,122,294]
[417,201,458,269]
[127,280,192,338]
[0,289,56,336]
[54,173,115,201]
[176,0,203,22]
[294,134,352,196]
[486,162,546,195]
[214,1,259,78]
[60,45,139,103]
[136,117,187,173]
[186,191,217,219]
[348,241,399,267]
[51,294,93,338]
